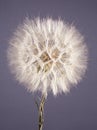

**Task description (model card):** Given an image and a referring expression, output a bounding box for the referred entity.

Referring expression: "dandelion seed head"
[7,17,88,96]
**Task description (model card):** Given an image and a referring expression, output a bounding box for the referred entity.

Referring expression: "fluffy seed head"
[7,17,88,96]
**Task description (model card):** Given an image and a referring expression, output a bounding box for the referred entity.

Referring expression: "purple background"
[0,0,97,130]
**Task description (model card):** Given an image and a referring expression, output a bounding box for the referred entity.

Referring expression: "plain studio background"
[0,0,97,130]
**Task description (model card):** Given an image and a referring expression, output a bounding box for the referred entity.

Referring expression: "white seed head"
[7,17,88,96]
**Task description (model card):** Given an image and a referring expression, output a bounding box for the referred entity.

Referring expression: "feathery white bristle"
[7,17,88,96]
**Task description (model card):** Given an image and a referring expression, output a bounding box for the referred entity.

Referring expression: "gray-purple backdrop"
[0,0,97,130]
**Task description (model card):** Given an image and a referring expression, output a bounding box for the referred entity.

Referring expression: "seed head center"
[40,51,51,62]
[38,48,61,73]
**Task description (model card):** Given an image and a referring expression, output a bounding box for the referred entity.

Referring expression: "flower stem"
[38,94,45,130]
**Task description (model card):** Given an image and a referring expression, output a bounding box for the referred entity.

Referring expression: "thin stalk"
[35,94,46,130]
[38,95,45,130]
